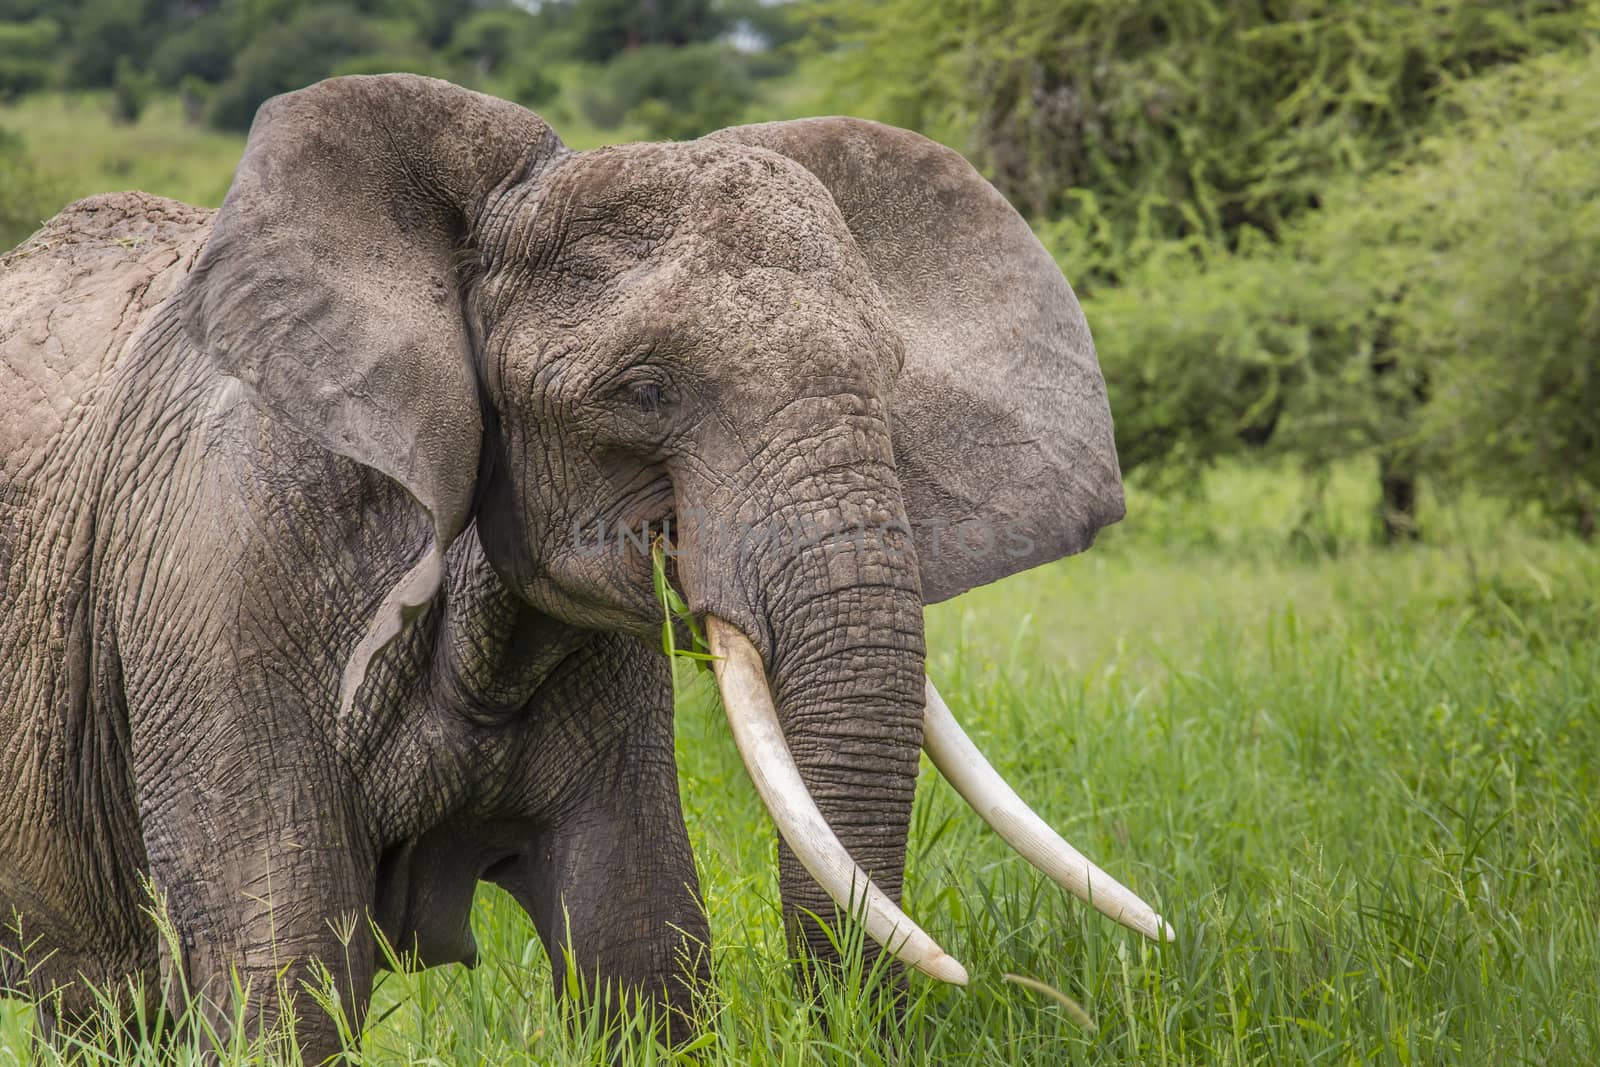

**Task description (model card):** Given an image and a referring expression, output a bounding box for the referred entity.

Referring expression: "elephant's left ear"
[706,118,1123,603]
[183,75,566,711]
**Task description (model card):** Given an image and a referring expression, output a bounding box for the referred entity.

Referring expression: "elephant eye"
[631,381,669,414]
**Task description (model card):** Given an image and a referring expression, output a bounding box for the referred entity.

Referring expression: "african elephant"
[0,74,1168,1054]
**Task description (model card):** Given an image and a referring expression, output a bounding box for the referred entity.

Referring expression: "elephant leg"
[498,643,710,1037]
[522,751,709,1033]
[134,742,376,1060]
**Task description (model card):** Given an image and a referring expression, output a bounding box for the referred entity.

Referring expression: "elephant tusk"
[922,679,1175,943]
[705,617,969,986]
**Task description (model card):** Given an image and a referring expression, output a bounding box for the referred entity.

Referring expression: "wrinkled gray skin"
[0,75,1121,1054]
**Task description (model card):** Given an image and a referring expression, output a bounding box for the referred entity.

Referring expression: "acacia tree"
[1084,49,1600,538]
[1408,55,1600,535]
[812,0,1594,292]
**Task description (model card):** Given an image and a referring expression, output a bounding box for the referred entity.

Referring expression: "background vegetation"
[1,1,1597,1063]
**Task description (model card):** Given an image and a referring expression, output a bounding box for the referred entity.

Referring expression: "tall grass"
[3,460,1596,1064]
[0,80,667,241]
[0,93,242,217]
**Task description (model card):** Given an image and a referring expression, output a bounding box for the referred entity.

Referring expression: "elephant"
[0,74,1169,1055]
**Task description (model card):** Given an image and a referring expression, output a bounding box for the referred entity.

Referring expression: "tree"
[578,41,754,138]
[205,4,453,131]
[1086,47,1600,537]
[814,0,1595,292]
[69,0,160,87]
[449,7,540,76]
[0,17,58,99]
[1409,53,1600,535]
[570,0,724,63]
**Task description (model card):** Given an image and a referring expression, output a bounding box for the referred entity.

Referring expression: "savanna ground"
[2,460,1596,1065]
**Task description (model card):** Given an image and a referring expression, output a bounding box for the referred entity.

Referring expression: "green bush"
[204,3,481,132]
[448,6,540,76]
[110,55,151,124]
[816,0,1598,290]
[572,0,724,63]
[206,6,399,132]
[148,10,234,88]
[578,42,755,140]
[0,125,53,251]
[502,60,561,110]
[67,0,150,88]
[1085,48,1600,534]
[0,17,58,98]
[1405,54,1600,531]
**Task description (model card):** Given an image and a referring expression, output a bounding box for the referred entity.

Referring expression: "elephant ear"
[183,74,565,711]
[706,118,1123,603]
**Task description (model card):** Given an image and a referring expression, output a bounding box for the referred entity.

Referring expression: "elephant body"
[0,194,703,1031]
[2,196,216,1008]
[0,75,1127,1056]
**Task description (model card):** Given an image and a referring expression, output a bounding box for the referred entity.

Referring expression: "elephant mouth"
[622,501,681,603]
[617,474,675,544]
[642,511,677,553]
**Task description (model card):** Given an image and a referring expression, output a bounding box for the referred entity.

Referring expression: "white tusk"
[923,679,1174,942]
[705,617,969,985]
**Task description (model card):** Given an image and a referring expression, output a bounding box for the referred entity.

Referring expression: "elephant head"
[181,74,1168,995]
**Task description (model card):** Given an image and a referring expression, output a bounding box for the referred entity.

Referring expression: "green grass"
[3,459,1596,1063]
[0,92,243,219]
[0,75,801,240]
[0,83,652,234]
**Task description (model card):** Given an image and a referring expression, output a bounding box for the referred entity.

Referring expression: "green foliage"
[0,92,243,213]
[651,539,712,668]
[1404,55,1600,529]
[815,0,1598,289]
[205,4,445,132]
[0,17,58,99]
[68,0,155,88]
[0,123,51,250]
[0,1,545,131]
[0,0,800,138]
[504,63,561,110]
[148,10,235,88]
[449,7,543,77]
[1083,228,1423,492]
[1085,47,1600,533]
[0,0,59,17]
[109,56,152,124]
[570,0,725,63]
[448,7,565,109]
[578,42,756,140]
[722,0,805,52]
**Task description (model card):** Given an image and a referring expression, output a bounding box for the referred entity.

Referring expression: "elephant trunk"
[675,412,945,978]
[762,543,926,968]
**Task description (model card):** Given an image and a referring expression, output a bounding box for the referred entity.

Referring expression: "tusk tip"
[1148,914,1176,942]
[916,951,970,986]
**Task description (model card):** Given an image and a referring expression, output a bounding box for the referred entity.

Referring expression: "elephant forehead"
[530,141,862,278]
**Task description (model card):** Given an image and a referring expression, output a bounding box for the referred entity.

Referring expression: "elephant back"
[0,192,213,490]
